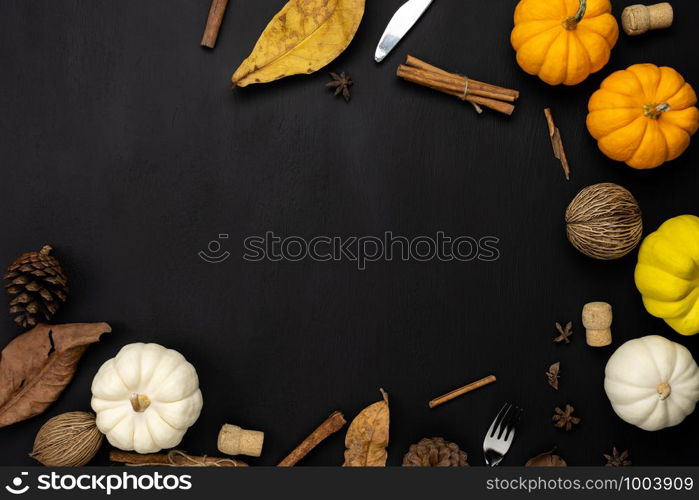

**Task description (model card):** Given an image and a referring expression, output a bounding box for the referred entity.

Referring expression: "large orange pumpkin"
[511,0,618,86]
[587,64,699,169]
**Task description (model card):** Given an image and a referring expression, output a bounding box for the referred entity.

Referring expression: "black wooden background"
[1,0,698,466]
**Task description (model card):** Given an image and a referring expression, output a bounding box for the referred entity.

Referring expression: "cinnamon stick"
[397,68,515,115]
[405,55,453,77]
[397,55,519,115]
[398,65,517,102]
[544,108,571,180]
[201,0,230,48]
[405,56,520,100]
[278,411,346,467]
[397,66,468,96]
[110,449,247,467]
[455,94,515,116]
[429,375,497,408]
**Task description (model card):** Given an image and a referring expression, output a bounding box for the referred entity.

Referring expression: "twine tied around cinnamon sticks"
[397,56,520,115]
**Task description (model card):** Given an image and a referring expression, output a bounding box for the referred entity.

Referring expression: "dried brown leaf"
[525,448,567,467]
[546,362,560,390]
[0,323,111,427]
[343,388,389,467]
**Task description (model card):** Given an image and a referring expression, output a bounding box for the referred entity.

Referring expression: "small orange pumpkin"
[587,64,699,169]
[511,0,618,86]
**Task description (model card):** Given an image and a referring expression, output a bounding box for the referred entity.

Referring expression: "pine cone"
[402,437,469,467]
[4,245,68,328]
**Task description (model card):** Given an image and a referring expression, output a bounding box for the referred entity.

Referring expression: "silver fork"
[483,403,523,466]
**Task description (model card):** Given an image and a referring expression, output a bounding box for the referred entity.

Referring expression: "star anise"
[546,362,560,390]
[552,404,581,431]
[326,71,352,102]
[554,321,573,344]
[604,447,631,467]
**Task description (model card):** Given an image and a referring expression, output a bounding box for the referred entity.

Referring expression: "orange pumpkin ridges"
[587,64,699,169]
[511,0,619,86]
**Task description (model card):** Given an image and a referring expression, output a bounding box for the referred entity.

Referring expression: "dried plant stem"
[429,375,497,408]
[109,449,247,467]
[278,411,347,466]
[544,108,571,180]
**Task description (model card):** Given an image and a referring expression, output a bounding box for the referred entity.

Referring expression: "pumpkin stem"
[644,102,671,119]
[656,382,671,400]
[563,0,587,30]
[130,393,151,412]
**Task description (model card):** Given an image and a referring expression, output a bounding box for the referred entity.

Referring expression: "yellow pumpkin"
[587,64,699,169]
[635,215,699,336]
[511,0,618,86]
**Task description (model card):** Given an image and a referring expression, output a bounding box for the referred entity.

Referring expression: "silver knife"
[375,0,434,63]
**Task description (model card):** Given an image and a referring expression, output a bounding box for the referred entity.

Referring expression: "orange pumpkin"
[587,64,699,169]
[511,0,618,86]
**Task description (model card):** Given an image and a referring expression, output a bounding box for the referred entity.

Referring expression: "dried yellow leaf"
[343,389,389,467]
[231,0,366,87]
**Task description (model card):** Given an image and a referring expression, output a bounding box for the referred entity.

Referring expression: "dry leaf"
[343,388,389,466]
[525,449,567,467]
[232,0,366,87]
[0,323,111,427]
[546,361,560,390]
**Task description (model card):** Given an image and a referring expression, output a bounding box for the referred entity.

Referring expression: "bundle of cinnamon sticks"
[397,56,520,115]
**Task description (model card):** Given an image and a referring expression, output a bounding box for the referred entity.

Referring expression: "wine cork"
[622,3,673,36]
[217,424,264,457]
[582,302,612,347]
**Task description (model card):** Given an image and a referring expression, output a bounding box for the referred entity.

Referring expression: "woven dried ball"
[30,412,103,466]
[565,183,643,260]
[402,437,469,467]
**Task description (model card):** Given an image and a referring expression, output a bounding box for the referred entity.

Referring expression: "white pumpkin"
[91,343,203,453]
[604,335,699,431]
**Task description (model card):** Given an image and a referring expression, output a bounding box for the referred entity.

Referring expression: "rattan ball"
[565,183,643,260]
[30,412,103,466]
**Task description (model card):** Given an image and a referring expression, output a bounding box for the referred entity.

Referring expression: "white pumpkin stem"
[564,0,587,30]
[130,393,151,412]
[656,382,671,400]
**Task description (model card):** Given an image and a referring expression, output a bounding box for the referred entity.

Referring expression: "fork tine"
[488,403,512,438]
[496,404,515,439]
[486,403,507,437]
[484,403,523,466]
[503,407,523,442]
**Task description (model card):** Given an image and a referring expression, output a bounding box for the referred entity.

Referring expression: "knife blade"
[375,0,434,63]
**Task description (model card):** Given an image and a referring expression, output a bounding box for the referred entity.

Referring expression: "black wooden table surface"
[1,0,698,466]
